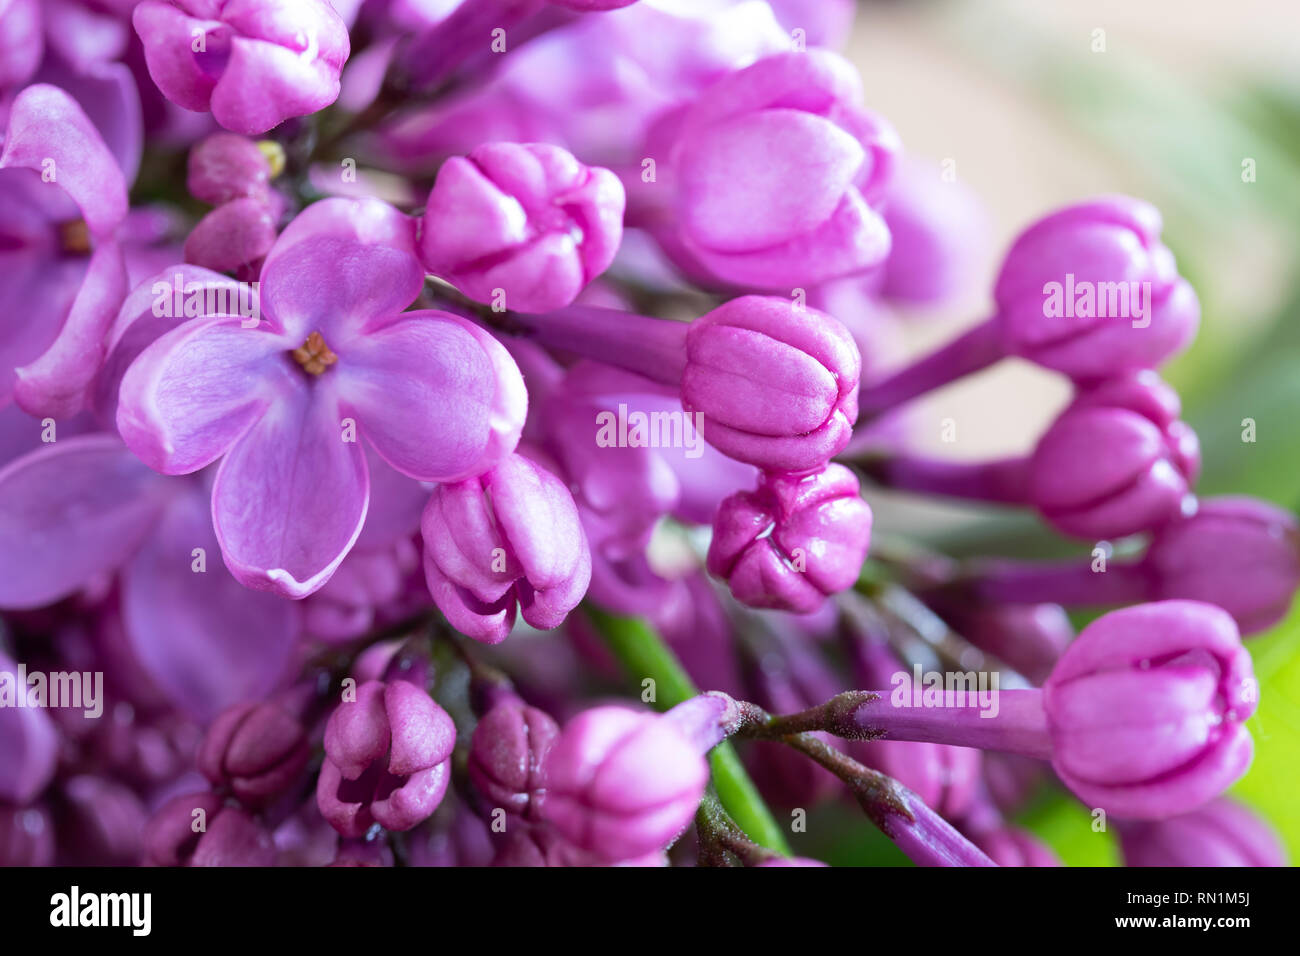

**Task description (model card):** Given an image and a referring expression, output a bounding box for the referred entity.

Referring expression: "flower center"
[291,331,338,375]
[58,219,91,255]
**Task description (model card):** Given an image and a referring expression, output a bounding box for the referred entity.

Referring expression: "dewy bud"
[708,463,872,613]
[1028,371,1200,538]
[421,450,592,645]
[317,679,456,837]
[664,49,898,290]
[994,196,1199,380]
[467,698,559,821]
[1043,600,1257,819]
[197,700,310,808]
[419,141,625,313]
[683,296,862,472]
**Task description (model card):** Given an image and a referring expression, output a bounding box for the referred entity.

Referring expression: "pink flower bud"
[132,0,350,135]
[144,791,276,866]
[1028,371,1200,538]
[664,50,898,290]
[1144,496,1300,635]
[1119,797,1286,867]
[187,132,273,205]
[467,698,559,820]
[318,679,456,836]
[994,196,1199,380]
[683,296,862,471]
[1043,600,1257,819]
[419,141,625,313]
[708,464,872,613]
[197,700,309,808]
[541,706,708,862]
[422,450,592,644]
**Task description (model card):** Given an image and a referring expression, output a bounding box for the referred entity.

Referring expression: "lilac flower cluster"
[0,0,1293,869]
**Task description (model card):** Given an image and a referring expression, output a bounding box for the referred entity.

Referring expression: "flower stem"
[858,318,1002,417]
[583,606,792,856]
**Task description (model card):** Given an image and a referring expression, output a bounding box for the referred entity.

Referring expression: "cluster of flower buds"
[0,0,1292,872]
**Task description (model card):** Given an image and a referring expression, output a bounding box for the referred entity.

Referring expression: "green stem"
[584,607,792,856]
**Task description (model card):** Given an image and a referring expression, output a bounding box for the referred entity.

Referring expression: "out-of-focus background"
[811,0,1300,865]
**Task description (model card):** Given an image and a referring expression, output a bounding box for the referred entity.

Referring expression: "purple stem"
[867,454,1031,504]
[512,304,689,385]
[781,733,996,867]
[850,689,1053,759]
[858,317,1003,417]
[401,0,548,90]
[968,558,1153,607]
[883,796,998,867]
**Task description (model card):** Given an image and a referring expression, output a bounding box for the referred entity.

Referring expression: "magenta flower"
[197,700,310,808]
[656,49,898,291]
[467,696,559,820]
[970,495,1300,638]
[682,296,861,471]
[132,0,349,135]
[184,133,285,275]
[708,463,872,613]
[857,195,1202,419]
[379,1,789,171]
[841,601,1257,819]
[0,434,301,721]
[421,449,591,644]
[1031,372,1200,537]
[868,370,1201,540]
[317,678,457,837]
[186,131,277,204]
[0,649,59,805]
[144,790,277,866]
[1043,601,1257,819]
[994,196,1200,380]
[116,198,528,598]
[419,141,626,313]
[542,700,731,862]
[1119,797,1286,867]
[0,84,129,418]
[506,294,862,472]
[1144,496,1300,635]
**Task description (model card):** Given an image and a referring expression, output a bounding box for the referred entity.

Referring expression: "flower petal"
[121,485,300,722]
[14,240,128,419]
[0,434,165,609]
[211,385,369,598]
[337,311,525,482]
[209,35,344,135]
[0,83,127,236]
[259,198,421,344]
[117,316,292,474]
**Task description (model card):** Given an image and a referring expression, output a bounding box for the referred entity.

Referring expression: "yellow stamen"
[58,219,91,255]
[291,331,338,375]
